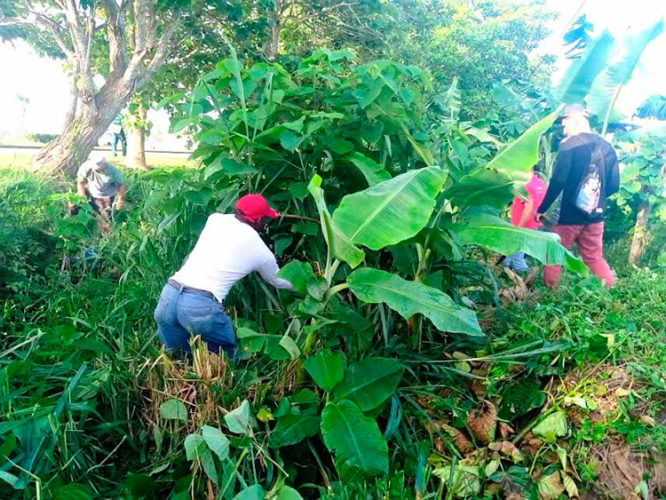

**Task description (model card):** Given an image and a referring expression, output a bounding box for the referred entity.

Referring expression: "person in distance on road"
[536,104,620,289]
[75,152,125,234]
[154,194,294,359]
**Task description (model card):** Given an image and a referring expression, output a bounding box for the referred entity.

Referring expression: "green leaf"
[53,484,93,500]
[278,261,316,296]
[225,400,253,435]
[237,328,292,360]
[333,167,447,250]
[202,425,230,461]
[159,399,188,422]
[233,484,265,500]
[279,334,300,359]
[308,175,364,267]
[204,158,257,179]
[533,411,568,443]
[453,213,587,273]
[321,400,388,479]
[199,129,225,145]
[485,109,561,173]
[537,472,565,500]
[353,79,384,108]
[333,357,402,411]
[323,136,354,155]
[303,350,346,392]
[269,408,320,448]
[432,464,481,498]
[127,474,155,498]
[553,30,615,104]
[588,20,664,127]
[200,447,218,485]
[280,130,304,152]
[347,267,482,336]
[499,378,545,420]
[277,485,304,499]
[346,152,391,186]
[184,436,218,485]
[184,434,206,460]
[0,471,25,490]
[288,182,310,199]
[184,189,212,206]
[444,169,514,210]
[399,123,435,165]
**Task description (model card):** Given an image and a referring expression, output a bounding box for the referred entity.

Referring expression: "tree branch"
[101,0,128,76]
[136,17,179,88]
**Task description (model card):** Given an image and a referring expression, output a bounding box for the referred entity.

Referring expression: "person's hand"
[114,198,124,210]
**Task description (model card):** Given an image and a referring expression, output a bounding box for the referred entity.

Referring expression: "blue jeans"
[154,283,236,358]
[503,252,530,272]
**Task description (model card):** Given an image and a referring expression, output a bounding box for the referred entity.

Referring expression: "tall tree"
[0,0,184,175]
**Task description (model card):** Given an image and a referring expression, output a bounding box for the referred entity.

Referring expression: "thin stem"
[325,282,349,301]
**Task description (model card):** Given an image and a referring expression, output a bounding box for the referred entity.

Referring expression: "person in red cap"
[154,194,293,358]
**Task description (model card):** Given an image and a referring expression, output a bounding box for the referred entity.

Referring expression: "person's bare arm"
[115,184,125,209]
[518,198,535,227]
[76,179,87,197]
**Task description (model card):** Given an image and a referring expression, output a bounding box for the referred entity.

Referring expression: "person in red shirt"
[502,166,547,272]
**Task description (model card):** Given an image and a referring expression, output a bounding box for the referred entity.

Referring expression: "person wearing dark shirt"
[536,105,620,288]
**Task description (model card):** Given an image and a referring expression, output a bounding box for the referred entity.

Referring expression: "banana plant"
[586,19,664,133]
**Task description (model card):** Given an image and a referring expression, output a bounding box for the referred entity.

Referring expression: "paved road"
[0,145,192,157]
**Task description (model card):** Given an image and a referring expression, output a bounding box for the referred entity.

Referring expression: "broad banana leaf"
[333,358,403,412]
[345,152,391,186]
[321,399,388,479]
[485,109,562,174]
[347,267,482,336]
[303,350,345,392]
[453,213,587,273]
[308,175,364,268]
[444,168,515,211]
[400,123,435,165]
[333,167,447,250]
[587,19,664,129]
[553,30,615,105]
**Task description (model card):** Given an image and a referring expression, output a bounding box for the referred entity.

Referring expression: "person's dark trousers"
[154,281,237,359]
[112,129,127,156]
[88,194,115,220]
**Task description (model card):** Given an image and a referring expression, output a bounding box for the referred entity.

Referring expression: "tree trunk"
[267,1,282,60]
[63,80,79,131]
[628,200,651,266]
[127,103,148,170]
[33,78,134,176]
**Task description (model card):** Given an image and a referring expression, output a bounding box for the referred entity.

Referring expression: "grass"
[1,164,665,499]
[0,152,198,170]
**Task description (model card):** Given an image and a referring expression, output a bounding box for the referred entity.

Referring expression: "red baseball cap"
[235,194,280,222]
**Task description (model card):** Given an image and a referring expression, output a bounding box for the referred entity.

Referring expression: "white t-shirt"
[171,213,293,302]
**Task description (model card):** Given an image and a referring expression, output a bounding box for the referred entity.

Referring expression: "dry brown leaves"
[467,400,497,445]
[583,439,666,500]
[560,364,648,425]
[498,267,541,306]
[136,339,235,433]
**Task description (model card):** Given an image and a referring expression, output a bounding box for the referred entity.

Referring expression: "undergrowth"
[1,166,665,499]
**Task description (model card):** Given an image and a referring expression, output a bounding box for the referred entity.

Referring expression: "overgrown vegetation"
[2,156,666,499]
[2,2,666,499]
